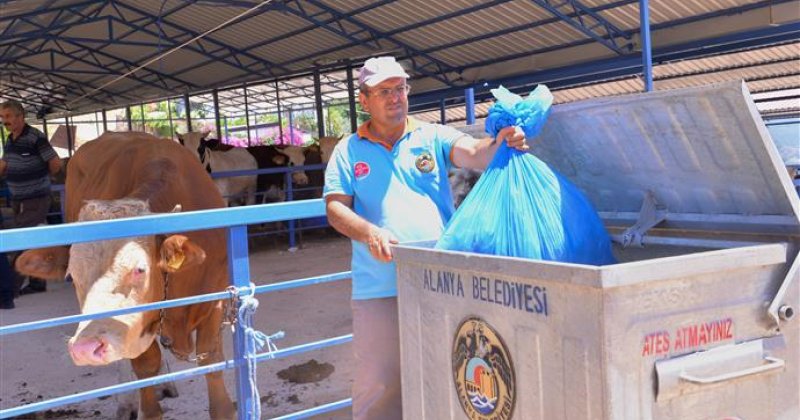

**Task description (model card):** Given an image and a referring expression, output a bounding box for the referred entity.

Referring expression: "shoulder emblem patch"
[415,152,435,173]
[354,161,370,180]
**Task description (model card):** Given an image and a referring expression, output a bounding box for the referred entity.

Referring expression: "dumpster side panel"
[396,254,604,420]
[602,255,797,420]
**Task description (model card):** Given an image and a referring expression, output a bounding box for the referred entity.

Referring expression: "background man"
[0,100,61,298]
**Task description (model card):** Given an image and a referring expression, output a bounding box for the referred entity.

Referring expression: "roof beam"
[0,88,68,111]
[7,61,136,106]
[0,0,102,25]
[2,70,117,106]
[113,1,290,78]
[274,0,459,86]
[528,0,633,55]
[170,0,393,80]
[0,1,106,49]
[421,0,637,59]
[274,0,511,70]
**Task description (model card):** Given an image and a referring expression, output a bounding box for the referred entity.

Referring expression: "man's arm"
[0,160,6,177]
[325,193,398,262]
[47,157,61,176]
[451,126,527,170]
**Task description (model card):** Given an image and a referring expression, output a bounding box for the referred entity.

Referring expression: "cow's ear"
[15,247,70,280]
[201,130,211,140]
[158,235,206,273]
[272,154,287,166]
[176,133,185,145]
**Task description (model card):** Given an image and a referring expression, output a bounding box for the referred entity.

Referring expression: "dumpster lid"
[473,82,800,236]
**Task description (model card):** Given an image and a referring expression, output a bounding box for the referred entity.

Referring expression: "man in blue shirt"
[324,56,526,419]
[1,100,61,302]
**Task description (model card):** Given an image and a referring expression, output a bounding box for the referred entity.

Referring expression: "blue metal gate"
[0,199,352,419]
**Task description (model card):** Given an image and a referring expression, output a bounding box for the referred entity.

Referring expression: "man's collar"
[10,124,29,141]
[357,118,419,149]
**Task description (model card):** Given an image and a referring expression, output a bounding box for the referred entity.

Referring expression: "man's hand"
[366,226,399,262]
[496,126,529,151]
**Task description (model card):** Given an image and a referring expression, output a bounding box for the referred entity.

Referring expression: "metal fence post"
[285,172,296,250]
[227,225,254,420]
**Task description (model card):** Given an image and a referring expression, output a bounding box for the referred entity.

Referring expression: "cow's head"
[281,146,309,186]
[15,199,206,366]
[176,131,212,163]
[317,135,342,164]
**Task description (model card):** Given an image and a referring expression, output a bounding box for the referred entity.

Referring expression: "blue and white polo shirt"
[324,118,470,300]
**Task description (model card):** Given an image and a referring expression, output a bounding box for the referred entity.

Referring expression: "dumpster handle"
[680,356,784,384]
[767,252,799,327]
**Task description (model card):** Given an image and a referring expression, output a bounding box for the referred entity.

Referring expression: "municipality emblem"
[415,151,435,173]
[453,317,515,420]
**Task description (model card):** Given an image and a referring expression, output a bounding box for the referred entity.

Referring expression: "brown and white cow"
[177,131,257,207]
[15,132,235,420]
[317,135,342,165]
[277,145,309,186]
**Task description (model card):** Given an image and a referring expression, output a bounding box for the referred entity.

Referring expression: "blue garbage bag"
[435,85,616,265]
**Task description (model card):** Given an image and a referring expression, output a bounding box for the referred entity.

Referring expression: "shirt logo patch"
[354,161,370,180]
[415,152,436,173]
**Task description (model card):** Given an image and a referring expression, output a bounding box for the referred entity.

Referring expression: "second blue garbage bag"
[435,85,616,265]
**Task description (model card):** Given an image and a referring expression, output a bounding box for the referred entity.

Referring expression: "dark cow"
[246,146,292,203]
[15,132,235,419]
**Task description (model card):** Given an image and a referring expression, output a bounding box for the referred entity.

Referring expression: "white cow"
[177,132,257,206]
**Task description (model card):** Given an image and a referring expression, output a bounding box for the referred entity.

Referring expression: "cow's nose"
[293,173,309,186]
[69,337,107,366]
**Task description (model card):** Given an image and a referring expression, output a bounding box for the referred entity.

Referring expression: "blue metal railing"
[0,200,353,420]
[0,162,329,246]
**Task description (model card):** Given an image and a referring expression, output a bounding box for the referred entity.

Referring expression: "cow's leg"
[116,362,138,420]
[131,341,164,420]
[116,350,178,419]
[245,176,257,206]
[196,312,235,420]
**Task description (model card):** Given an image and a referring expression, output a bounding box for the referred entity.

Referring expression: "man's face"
[0,107,25,134]
[359,77,409,127]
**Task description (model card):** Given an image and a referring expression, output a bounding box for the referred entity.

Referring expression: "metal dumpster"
[394,82,800,420]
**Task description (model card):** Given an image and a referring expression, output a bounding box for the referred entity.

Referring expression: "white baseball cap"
[358,56,409,87]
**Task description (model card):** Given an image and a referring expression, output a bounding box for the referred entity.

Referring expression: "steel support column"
[314,70,325,138]
[213,90,222,141]
[640,0,653,91]
[244,84,252,146]
[465,88,475,125]
[347,64,357,133]
[66,116,73,157]
[184,93,192,131]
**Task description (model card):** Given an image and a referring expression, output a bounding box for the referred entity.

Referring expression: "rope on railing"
[236,282,284,419]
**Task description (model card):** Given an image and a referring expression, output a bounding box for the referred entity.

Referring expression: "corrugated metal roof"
[412,41,800,123]
[1,0,798,117]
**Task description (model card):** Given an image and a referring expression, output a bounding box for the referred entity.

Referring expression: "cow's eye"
[129,267,147,281]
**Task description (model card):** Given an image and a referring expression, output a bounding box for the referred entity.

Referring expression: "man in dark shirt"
[0,100,61,302]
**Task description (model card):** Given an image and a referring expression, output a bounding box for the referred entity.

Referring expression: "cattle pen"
[0,199,351,419]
